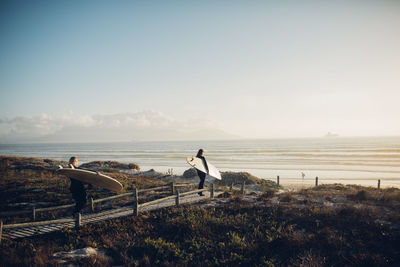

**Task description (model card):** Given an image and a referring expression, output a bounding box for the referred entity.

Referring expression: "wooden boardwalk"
[1,191,221,241]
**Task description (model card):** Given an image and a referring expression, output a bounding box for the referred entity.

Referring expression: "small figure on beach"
[68,157,98,214]
[301,172,305,180]
[196,149,209,196]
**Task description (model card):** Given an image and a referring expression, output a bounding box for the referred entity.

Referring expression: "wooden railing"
[0,182,188,220]
[274,176,384,188]
[0,182,215,243]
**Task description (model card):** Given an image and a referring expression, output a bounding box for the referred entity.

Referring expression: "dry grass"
[0,156,174,224]
[297,184,400,206]
[2,198,399,266]
[1,156,400,266]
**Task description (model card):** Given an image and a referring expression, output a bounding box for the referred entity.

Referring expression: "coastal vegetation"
[0,156,399,266]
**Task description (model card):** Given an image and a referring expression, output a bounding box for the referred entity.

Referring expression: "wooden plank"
[176,190,180,206]
[133,188,138,216]
[84,207,131,219]
[1,232,11,240]
[7,231,27,238]
[93,192,133,203]
[3,218,74,229]
[179,189,208,197]
[9,233,26,239]
[139,195,177,208]
[21,229,37,236]
[3,232,17,239]
[36,204,75,212]
[138,185,170,193]
[16,228,36,236]
[40,225,59,232]
[26,227,42,234]
[175,183,192,187]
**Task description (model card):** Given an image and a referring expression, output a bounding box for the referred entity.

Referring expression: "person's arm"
[75,166,101,175]
[203,157,209,175]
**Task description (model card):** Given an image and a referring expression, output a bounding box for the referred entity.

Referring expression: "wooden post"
[75,213,81,230]
[133,188,139,216]
[277,176,280,186]
[175,189,180,206]
[315,177,318,187]
[378,179,381,189]
[230,182,233,191]
[32,207,36,221]
[210,183,214,198]
[170,182,175,195]
[90,197,94,212]
[241,180,245,195]
[0,220,3,244]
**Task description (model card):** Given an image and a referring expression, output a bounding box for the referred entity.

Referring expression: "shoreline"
[1,154,400,189]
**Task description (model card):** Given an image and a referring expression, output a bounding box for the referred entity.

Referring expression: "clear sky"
[1,0,400,142]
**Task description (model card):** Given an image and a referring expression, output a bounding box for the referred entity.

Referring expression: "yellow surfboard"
[57,167,123,192]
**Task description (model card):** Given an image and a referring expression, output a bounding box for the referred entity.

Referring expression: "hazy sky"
[1,0,399,142]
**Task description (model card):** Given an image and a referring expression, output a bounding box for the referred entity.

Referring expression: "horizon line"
[1,135,400,145]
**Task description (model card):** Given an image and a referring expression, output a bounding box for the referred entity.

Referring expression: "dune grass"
[0,156,164,224]
[1,194,399,266]
[1,156,399,266]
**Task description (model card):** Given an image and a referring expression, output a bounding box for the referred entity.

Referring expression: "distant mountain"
[0,112,240,143]
[40,125,239,142]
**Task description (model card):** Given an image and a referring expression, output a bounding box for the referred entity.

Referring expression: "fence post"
[170,182,175,195]
[175,189,180,206]
[378,179,381,189]
[315,177,318,187]
[133,188,139,216]
[32,207,36,221]
[277,176,280,186]
[75,213,81,230]
[0,220,3,244]
[210,183,214,199]
[90,197,94,212]
[230,182,233,191]
[241,180,245,195]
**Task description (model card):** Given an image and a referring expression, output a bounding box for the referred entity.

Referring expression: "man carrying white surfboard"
[195,149,209,196]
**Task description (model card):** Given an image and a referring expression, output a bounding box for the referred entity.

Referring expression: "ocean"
[1,136,400,187]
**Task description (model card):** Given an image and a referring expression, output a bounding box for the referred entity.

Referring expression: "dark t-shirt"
[70,178,85,194]
[196,155,209,173]
[68,165,85,194]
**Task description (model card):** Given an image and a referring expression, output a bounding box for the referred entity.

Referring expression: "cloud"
[0,111,238,143]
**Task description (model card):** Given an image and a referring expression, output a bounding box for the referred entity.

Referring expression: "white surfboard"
[57,167,123,192]
[186,157,222,180]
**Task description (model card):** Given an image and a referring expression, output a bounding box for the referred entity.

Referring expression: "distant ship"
[325,132,339,138]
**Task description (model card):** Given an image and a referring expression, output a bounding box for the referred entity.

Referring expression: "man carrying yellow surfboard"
[68,156,88,214]
[57,157,123,215]
[68,157,101,214]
